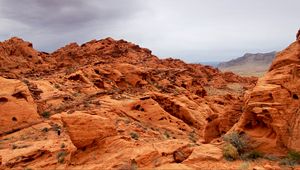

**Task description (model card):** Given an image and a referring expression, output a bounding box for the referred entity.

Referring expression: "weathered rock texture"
[0,77,41,135]
[2,35,290,169]
[235,40,300,153]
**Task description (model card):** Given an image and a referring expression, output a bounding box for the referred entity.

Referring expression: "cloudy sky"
[0,0,299,62]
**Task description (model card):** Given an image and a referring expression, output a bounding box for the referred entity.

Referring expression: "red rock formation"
[0,37,47,79]
[0,37,260,169]
[0,77,41,135]
[60,111,117,149]
[234,39,300,154]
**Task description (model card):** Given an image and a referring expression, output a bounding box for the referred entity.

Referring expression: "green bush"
[57,151,67,164]
[223,131,249,154]
[280,150,300,166]
[41,111,50,118]
[287,150,300,162]
[223,143,239,161]
[241,150,263,160]
[130,132,139,140]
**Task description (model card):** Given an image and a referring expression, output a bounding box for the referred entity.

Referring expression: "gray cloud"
[0,0,299,62]
[0,0,141,32]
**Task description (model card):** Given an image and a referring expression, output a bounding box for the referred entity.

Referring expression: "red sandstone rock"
[0,36,260,169]
[234,40,300,153]
[0,77,41,135]
[60,111,117,149]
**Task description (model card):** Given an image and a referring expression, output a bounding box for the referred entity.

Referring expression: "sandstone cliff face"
[234,40,300,153]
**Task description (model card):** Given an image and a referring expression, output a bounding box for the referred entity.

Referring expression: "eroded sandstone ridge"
[1,34,298,169]
[234,38,300,154]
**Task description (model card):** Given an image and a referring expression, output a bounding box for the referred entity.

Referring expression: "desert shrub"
[263,154,279,161]
[188,131,197,143]
[287,150,300,162]
[223,143,239,161]
[223,131,249,154]
[42,127,49,132]
[280,158,297,166]
[241,150,263,160]
[164,131,170,139]
[41,111,50,118]
[130,132,139,140]
[238,162,250,170]
[280,150,300,166]
[130,159,138,170]
[12,144,18,149]
[57,151,67,164]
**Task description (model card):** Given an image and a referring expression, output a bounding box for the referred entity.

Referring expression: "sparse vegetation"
[223,143,239,161]
[61,143,66,148]
[66,67,76,75]
[188,131,197,143]
[12,144,18,149]
[238,162,250,170]
[280,150,300,166]
[263,154,280,161]
[11,144,30,150]
[42,127,49,132]
[41,111,50,118]
[130,132,139,140]
[52,124,62,136]
[83,101,89,107]
[223,131,249,154]
[287,150,300,162]
[222,131,261,161]
[241,150,263,160]
[57,151,67,164]
[54,84,60,89]
[164,131,170,139]
[130,159,138,170]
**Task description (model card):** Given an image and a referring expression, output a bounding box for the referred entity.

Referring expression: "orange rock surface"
[0,77,41,135]
[1,35,299,169]
[234,39,300,154]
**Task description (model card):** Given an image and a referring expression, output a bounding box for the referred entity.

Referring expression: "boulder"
[183,144,223,163]
[61,111,117,148]
[0,77,41,135]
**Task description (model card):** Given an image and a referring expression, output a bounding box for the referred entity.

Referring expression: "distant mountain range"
[198,61,220,67]
[218,51,276,77]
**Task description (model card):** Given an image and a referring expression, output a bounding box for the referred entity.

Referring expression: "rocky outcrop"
[60,111,117,148]
[234,40,300,153]
[0,77,41,135]
[0,37,47,79]
[183,144,223,163]
[0,36,259,169]
[0,121,76,169]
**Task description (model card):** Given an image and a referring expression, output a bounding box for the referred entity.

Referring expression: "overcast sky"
[0,0,299,62]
